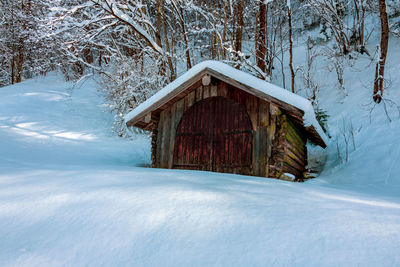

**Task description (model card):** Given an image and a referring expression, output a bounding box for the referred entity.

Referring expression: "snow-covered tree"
[306,0,372,55]
[0,0,56,86]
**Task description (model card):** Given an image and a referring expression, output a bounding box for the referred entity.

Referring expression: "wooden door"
[173,96,253,174]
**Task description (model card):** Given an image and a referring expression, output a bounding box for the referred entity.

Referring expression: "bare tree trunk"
[11,47,16,85]
[15,0,31,83]
[288,4,295,93]
[279,16,286,89]
[373,0,389,103]
[156,0,165,77]
[256,1,267,78]
[161,3,175,81]
[16,39,24,83]
[156,0,163,48]
[155,0,175,81]
[222,0,229,60]
[210,0,217,59]
[10,0,16,84]
[233,0,244,68]
[177,6,191,69]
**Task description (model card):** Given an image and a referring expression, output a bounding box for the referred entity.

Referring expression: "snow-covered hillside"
[0,74,149,170]
[302,30,400,198]
[1,67,400,265]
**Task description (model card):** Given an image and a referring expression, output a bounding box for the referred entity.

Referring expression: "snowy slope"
[0,73,149,170]
[299,30,400,197]
[1,72,400,265]
[1,166,400,267]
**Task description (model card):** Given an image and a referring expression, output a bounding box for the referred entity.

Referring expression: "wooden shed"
[125,61,327,181]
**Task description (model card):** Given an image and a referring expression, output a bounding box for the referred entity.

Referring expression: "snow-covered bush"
[99,55,167,137]
[315,107,329,134]
[387,0,400,18]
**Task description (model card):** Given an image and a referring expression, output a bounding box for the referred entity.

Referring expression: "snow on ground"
[1,166,400,266]
[1,54,400,265]
[302,31,400,198]
[0,74,149,170]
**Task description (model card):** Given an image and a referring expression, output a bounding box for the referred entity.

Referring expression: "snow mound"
[0,71,400,266]
[0,72,150,169]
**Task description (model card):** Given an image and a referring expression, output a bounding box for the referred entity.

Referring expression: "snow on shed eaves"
[125,60,328,146]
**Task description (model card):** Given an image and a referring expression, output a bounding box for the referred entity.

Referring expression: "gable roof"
[125,60,328,148]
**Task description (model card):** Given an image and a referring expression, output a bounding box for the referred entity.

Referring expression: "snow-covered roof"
[125,60,328,147]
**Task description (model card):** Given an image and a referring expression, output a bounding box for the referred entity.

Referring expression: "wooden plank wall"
[151,79,307,180]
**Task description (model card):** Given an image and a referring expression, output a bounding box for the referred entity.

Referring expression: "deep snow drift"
[0,74,149,170]
[0,73,400,266]
[1,35,400,265]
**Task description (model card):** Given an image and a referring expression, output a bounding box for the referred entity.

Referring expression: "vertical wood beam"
[218,81,228,97]
[151,119,159,168]
[187,90,195,109]
[258,100,269,127]
[210,85,218,97]
[156,110,165,167]
[161,108,171,168]
[168,102,177,168]
[203,85,210,98]
[195,86,203,102]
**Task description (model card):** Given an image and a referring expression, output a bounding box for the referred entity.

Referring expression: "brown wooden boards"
[173,97,213,170]
[147,76,310,181]
[173,97,253,175]
[126,66,326,149]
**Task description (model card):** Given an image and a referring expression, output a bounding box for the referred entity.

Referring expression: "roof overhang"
[125,61,328,148]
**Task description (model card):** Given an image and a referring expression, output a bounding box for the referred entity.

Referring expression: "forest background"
[1,0,400,136]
